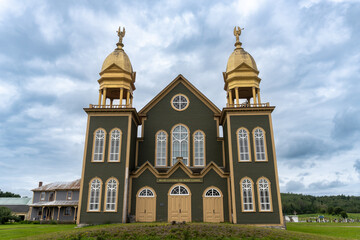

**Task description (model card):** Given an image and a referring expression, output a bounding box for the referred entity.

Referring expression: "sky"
[0,0,359,197]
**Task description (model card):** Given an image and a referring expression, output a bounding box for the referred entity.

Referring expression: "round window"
[171,94,189,111]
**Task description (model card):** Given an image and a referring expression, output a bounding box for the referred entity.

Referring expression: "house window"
[258,178,272,211]
[241,178,254,212]
[66,191,72,200]
[88,178,102,211]
[93,129,106,162]
[254,128,266,161]
[64,207,71,216]
[49,192,55,201]
[156,131,167,166]
[237,128,250,161]
[171,94,189,111]
[105,179,118,211]
[40,192,45,201]
[38,210,42,216]
[109,129,121,162]
[193,131,205,166]
[172,124,189,166]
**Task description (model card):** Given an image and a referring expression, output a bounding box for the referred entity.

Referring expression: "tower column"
[130,95,133,107]
[102,88,107,106]
[98,90,102,106]
[252,87,257,105]
[119,88,124,106]
[110,99,113,107]
[235,88,239,105]
[229,90,233,105]
[257,88,261,104]
[126,91,130,106]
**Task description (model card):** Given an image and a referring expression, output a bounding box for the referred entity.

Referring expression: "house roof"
[30,200,78,207]
[0,197,32,205]
[32,179,80,192]
[139,74,221,115]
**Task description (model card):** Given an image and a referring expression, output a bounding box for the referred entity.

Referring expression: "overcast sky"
[0,0,359,197]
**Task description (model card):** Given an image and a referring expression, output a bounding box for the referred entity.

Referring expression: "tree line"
[281,193,360,216]
[0,190,20,198]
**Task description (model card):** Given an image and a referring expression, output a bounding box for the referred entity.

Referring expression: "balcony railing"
[89,104,131,109]
[226,102,270,108]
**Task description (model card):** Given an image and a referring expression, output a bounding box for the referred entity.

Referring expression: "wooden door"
[136,187,156,222]
[168,185,191,222]
[203,188,224,222]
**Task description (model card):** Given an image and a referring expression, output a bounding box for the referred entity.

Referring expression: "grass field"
[0,222,355,240]
[297,213,360,221]
[287,222,360,239]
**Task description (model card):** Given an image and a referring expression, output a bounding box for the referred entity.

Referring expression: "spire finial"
[233,26,244,48]
[116,26,125,49]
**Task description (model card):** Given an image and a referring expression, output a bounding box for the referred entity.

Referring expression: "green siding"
[138,83,222,168]
[229,114,281,224]
[79,115,130,224]
[130,167,229,222]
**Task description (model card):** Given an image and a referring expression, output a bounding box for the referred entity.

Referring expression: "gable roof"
[139,74,221,115]
[32,179,80,191]
[0,197,32,205]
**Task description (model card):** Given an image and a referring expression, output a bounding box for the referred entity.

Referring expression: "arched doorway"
[168,184,191,222]
[202,187,224,222]
[136,187,156,222]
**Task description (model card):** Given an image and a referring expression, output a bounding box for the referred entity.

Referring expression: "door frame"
[202,186,224,222]
[136,186,157,222]
[167,183,192,222]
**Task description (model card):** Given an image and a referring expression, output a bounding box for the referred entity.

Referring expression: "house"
[77,27,283,226]
[29,179,80,222]
[0,197,32,220]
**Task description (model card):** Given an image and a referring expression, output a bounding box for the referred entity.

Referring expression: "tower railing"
[227,102,270,108]
[89,104,132,109]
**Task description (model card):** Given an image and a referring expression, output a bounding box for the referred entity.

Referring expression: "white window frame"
[105,178,118,212]
[253,128,267,161]
[193,130,205,167]
[204,188,221,197]
[88,178,102,212]
[171,124,189,166]
[138,188,155,197]
[237,128,251,162]
[171,94,189,111]
[108,129,121,162]
[155,130,167,167]
[257,178,272,212]
[241,178,255,212]
[170,185,189,195]
[92,129,106,162]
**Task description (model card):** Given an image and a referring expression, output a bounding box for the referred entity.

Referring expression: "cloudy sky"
[0,0,359,197]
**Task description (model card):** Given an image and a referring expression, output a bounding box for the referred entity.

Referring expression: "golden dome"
[226,47,258,73]
[101,48,133,73]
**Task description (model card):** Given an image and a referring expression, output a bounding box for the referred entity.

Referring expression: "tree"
[0,207,19,224]
[340,211,348,218]
[0,190,20,198]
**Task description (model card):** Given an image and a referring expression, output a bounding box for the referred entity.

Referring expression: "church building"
[77,27,283,226]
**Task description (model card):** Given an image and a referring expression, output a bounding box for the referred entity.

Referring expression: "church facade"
[77,27,283,226]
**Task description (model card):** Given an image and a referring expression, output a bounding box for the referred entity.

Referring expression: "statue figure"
[233,26,244,43]
[116,26,126,47]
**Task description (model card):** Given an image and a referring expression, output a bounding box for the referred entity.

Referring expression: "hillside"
[281,193,360,215]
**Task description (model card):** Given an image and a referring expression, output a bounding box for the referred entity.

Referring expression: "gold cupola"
[223,27,262,107]
[97,27,136,107]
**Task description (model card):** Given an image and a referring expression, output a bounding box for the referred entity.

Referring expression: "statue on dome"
[116,27,126,47]
[233,26,244,43]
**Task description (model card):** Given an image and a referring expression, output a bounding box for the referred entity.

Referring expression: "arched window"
[241,178,254,212]
[105,179,118,211]
[237,128,250,161]
[138,188,155,197]
[109,129,121,162]
[156,131,167,166]
[88,178,102,211]
[170,185,189,195]
[258,178,272,211]
[254,128,266,161]
[93,129,106,162]
[204,188,221,197]
[193,131,205,166]
[172,124,189,166]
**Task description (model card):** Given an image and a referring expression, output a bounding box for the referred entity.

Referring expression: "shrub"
[0,207,20,224]
[32,220,40,224]
[340,211,348,218]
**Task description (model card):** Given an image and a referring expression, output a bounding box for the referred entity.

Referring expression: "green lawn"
[287,222,360,239]
[297,213,360,221]
[0,223,76,240]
